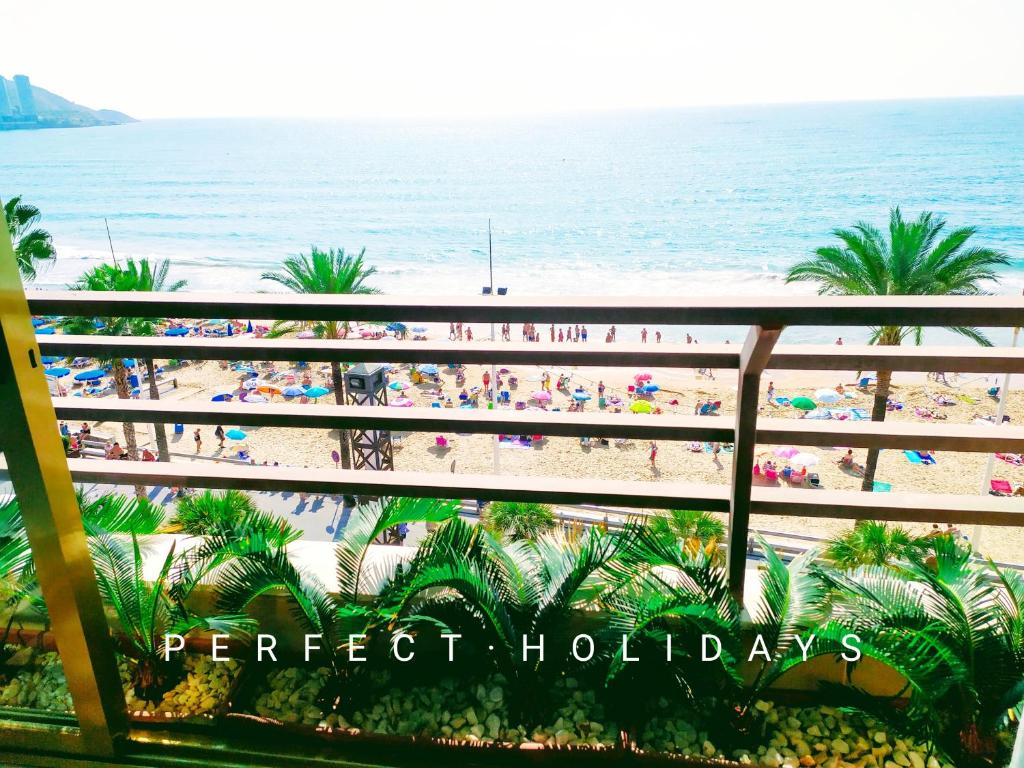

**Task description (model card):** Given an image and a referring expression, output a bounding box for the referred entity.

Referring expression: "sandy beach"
[82,330,1024,564]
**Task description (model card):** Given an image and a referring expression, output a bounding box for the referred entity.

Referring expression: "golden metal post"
[0,205,127,754]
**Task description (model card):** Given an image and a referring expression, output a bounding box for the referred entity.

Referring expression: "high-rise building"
[0,77,12,117]
[13,74,37,118]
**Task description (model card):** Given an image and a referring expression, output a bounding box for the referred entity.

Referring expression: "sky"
[3,0,1024,120]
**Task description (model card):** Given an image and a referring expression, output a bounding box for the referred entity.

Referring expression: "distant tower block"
[0,78,12,117]
[343,363,394,472]
[13,75,36,117]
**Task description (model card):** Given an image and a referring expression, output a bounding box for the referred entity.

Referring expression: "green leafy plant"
[483,500,557,542]
[824,520,928,569]
[3,195,56,282]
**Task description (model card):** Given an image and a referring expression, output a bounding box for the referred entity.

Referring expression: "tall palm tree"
[3,195,56,282]
[62,259,187,470]
[786,208,1009,491]
[261,247,379,472]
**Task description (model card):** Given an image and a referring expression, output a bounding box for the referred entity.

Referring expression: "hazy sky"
[5,1,1023,119]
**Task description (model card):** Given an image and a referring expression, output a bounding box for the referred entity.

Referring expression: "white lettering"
[571,634,594,662]
[702,634,722,662]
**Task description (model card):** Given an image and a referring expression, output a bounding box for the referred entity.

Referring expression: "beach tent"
[74,369,105,382]
[815,389,842,404]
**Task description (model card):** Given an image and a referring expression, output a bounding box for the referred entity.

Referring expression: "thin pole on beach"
[103,218,119,268]
[973,304,1021,551]
[488,219,500,474]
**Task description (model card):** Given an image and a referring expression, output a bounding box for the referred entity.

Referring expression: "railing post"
[0,208,128,754]
[727,324,782,604]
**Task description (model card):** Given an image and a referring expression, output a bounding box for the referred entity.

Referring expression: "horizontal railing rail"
[26,290,1024,326]
[37,336,1024,373]
[51,397,1024,452]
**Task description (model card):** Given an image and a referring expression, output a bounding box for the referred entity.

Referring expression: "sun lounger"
[903,450,923,464]
[79,446,105,458]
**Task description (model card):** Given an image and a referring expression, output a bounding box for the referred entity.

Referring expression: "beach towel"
[872,481,892,492]
[917,451,936,465]
[903,450,923,464]
[991,479,1013,494]
[956,393,979,405]
[851,408,869,420]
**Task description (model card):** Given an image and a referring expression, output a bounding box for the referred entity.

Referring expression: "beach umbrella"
[35,327,55,335]
[388,381,409,390]
[122,359,137,368]
[531,391,552,402]
[773,446,798,459]
[572,390,591,401]
[386,322,407,332]
[211,393,234,402]
[225,429,247,440]
[304,386,329,399]
[634,372,653,382]
[642,384,660,393]
[74,369,105,382]
[244,393,268,404]
[630,400,652,414]
[94,321,106,329]
[417,364,439,375]
[31,318,45,327]
[791,396,817,411]
[282,385,305,397]
[390,397,414,407]
[164,326,189,336]
[41,356,62,364]
[815,389,841,404]
[259,385,282,396]
[790,452,820,467]
[297,330,316,339]
[46,367,71,378]
[412,326,428,334]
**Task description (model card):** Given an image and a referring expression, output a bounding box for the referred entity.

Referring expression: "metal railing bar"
[26,290,1024,327]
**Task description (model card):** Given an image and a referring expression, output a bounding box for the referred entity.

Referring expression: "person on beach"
[836,337,843,345]
[466,326,473,341]
[482,370,491,390]
[655,330,662,343]
[449,322,456,340]
[565,326,572,342]
[641,328,648,343]
[193,428,202,454]
[215,424,226,448]
[456,321,463,340]
[141,448,156,461]
[649,441,658,468]
[839,449,865,476]
[766,381,775,405]
[581,325,588,342]
[550,324,555,342]
[686,333,692,344]
[80,422,91,438]
[558,328,564,343]
[574,324,580,342]
[542,371,551,392]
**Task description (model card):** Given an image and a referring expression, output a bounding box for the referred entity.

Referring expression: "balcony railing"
[1,278,1023,762]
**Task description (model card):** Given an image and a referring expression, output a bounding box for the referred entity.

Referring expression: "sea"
[2,96,1023,344]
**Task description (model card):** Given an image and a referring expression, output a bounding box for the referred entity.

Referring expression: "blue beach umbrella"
[246,320,254,334]
[31,318,45,327]
[164,327,189,336]
[642,384,660,393]
[282,385,306,397]
[46,367,71,378]
[225,429,247,440]
[417,364,439,375]
[35,327,55,335]
[211,393,234,402]
[41,356,62,364]
[572,390,592,401]
[386,322,407,332]
[74,369,105,382]
[122,359,137,368]
[304,386,329,399]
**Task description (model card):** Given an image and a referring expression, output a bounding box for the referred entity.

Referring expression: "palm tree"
[3,196,56,282]
[786,208,1009,491]
[261,247,379,473]
[170,489,262,535]
[483,500,557,542]
[62,259,187,468]
[824,520,926,569]
[647,509,727,563]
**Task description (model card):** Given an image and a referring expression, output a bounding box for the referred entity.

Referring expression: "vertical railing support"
[727,324,783,605]
[0,208,127,754]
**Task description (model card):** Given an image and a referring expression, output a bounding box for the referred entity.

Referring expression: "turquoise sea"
[2,96,1022,342]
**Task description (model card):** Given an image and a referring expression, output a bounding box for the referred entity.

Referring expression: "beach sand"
[90,334,1024,564]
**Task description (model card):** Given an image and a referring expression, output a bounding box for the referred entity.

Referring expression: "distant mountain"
[0,75,136,131]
